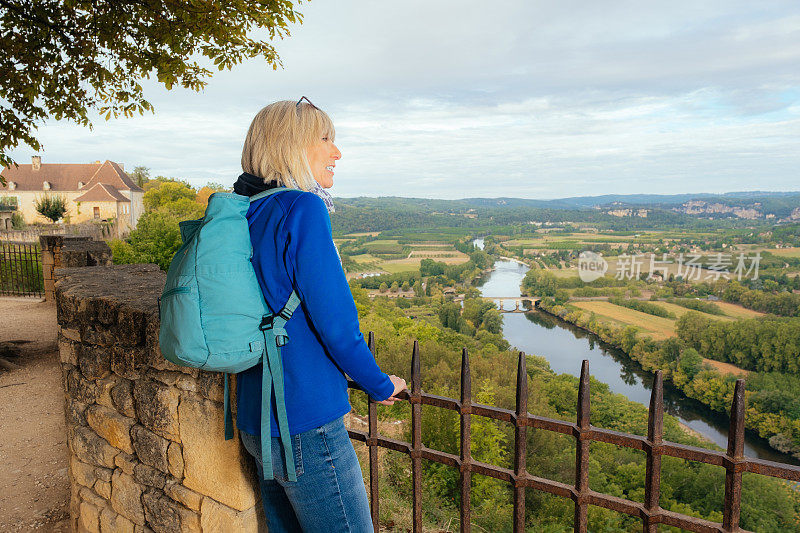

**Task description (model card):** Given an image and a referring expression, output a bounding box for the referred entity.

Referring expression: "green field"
[650,301,735,321]
[770,247,800,258]
[571,300,676,340]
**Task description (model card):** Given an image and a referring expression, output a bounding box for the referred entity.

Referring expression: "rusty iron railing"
[0,241,43,297]
[347,332,800,533]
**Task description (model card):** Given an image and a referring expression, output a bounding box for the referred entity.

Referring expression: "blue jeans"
[240,416,373,532]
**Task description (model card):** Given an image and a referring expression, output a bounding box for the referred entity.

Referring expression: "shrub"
[11,212,26,229]
[35,194,67,222]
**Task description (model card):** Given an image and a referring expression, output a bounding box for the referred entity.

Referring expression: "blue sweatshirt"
[236,189,395,437]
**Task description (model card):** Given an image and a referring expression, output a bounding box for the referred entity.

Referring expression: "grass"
[350,253,379,264]
[378,262,421,274]
[650,301,735,322]
[344,231,380,237]
[571,300,676,340]
[703,358,749,377]
[712,301,765,319]
[770,247,800,258]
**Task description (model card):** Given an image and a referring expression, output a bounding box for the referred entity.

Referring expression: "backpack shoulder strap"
[249,187,290,203]
[257,289,300,482]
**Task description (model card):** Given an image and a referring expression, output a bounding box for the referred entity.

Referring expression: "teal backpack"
[158,188,298,481]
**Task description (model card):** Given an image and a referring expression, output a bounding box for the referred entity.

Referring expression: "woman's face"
[305,134,341,189]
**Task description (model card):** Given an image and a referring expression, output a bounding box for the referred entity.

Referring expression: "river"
[472,240,798,465]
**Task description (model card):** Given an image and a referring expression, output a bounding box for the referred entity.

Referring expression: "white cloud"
[9,0,800,198]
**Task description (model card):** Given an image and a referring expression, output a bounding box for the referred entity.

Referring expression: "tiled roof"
[74,183,131,203]
[0,159,144,193]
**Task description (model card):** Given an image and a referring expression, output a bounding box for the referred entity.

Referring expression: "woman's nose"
[332,143,341,160]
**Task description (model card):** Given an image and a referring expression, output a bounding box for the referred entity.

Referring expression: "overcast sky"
[10,0,800,199]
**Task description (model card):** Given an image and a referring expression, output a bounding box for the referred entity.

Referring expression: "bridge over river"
[453,296,541,313]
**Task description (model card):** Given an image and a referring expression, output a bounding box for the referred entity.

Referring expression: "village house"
[0,156,144,232]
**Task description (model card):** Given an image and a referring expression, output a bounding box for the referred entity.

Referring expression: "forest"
[348,288,800,532]
[522,267,800,460]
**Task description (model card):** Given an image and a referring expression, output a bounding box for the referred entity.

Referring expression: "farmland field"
[650,301,736,321]
[571,300,676,340]
[770,247,800,258]
[712,301,765,319]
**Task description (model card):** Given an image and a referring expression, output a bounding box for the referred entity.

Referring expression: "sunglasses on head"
[296,96,318,110]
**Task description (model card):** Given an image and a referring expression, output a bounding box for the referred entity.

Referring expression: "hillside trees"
[110,178,203,270]
[354,293,800,530]
[1,1,304,178]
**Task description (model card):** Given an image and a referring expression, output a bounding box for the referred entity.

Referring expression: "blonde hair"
[241,100,336,191]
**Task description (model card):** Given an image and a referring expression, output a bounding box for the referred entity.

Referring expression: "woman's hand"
[378,375,407,405]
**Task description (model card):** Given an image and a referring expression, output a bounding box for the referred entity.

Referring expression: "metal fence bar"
[513,352,528,533]
[0,241,43,297]
[367,332,380,532]
[723,379,745,531]
[643,370,665,533]
[574,360,591,532]
[346,336,800,532]
[410,340,422,533]
[459,348,472,533]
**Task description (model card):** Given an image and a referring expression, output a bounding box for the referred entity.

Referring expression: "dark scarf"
[233,172,335,213]
[233,172,279,197]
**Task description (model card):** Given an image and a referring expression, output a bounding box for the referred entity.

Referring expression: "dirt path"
[0,298,70,532]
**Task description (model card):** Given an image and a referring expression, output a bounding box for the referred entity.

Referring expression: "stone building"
[0,156,144,232]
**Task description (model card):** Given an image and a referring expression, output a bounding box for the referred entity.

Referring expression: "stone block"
[66,398,89,427]
[95,479,112,499]
[67,367,99,404]
[100,505,135,533]
[200,497,265,533]
[142,488,200,533]
[132,380,179,441]
[78,501,101,533]
[179,395,256,511]
[56,290,79,327]
[175,375,198,393]
[167,442,184,479]
[96,376,118,409]
[71,426,119,468]
[70,483,81,533]
[114,452,137,476]
[113,307,148,346]
[134,463,166,489]
[111,470,145,526]
[86,405,135,454]
[71,456,98,488]
[96,466,113,482]
[80,486,108,508]
[84,326,119,347]
[110,346,142,379]
[78,344,111,380]
[147,370,185,388]
[164,482,202,512]
[197,372,224,403]
[130,425,169,473]
[59,336,79,365]
[60,327,82,342]
[111,379,136,418]
[44,277,55,297]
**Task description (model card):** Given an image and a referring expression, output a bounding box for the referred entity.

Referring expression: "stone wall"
[55,264,265,532]
[41,235,113,301]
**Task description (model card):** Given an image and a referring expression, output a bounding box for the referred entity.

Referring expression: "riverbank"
[533,296,799,462]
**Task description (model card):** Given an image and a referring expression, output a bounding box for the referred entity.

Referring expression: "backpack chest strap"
[257,290,301,482]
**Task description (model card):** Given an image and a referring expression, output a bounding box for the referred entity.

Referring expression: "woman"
[233,98,406,532]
